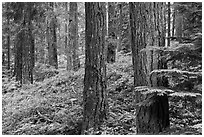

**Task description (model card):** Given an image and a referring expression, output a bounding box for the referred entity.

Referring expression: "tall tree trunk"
[46,3,50,65]
[23,2,34,84]
[117,3,123,53]
[15,3,35,84]
[167,2,171,47]
[29,30,35,84]
[157,2,169,87]
[130,3,170,133]
[48,2,58,69]
[65,2,70,70]
[130,2,168,87]
[69,2,80,71]
[104,2,108,63]
[105,3,108,36]
[174,3,183,43]
[162,2,167,47]
[107,2,117,63]
[82,2,107,134]
[129,3,148,86]
[172,4,175,37]
[14,32,23,83]
[28,3,35,84]
[6,3,10,70]
[37,18,45,64]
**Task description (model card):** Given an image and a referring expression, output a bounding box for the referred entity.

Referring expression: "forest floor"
[2,52,202,135]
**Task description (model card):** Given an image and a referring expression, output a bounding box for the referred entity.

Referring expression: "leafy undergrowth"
[2,69,84,135]
[2,52,202,135]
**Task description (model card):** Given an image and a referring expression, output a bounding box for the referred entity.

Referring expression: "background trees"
[2,2,202,135]
[47,2,58,69]
[5,2,36,84]
[68,2,80,71]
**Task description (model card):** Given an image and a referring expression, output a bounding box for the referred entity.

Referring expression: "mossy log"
[134,86,170,134]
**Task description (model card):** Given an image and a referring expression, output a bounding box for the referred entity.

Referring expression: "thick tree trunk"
[21,3,34,84]
[13,3,34,84]
[156,3,169,87]
[28,3,34,84]
[15,26,34,84]
[129,3,148,86]
[130,2,167,87]
[48,2,58,69]
[82,2,107,134]
[69,2,80,71]
[130,2,170,134]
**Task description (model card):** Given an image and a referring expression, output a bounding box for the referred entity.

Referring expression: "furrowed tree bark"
[14,2,35,84]
[64,2,71,70]
[130,2,167,87]
[129,2,169,134]
[28,3,35,84]
[48,2,58,69]
[69,2,80,71]
[6,3,10,70]
[129,2,148,86]
[134,87,170,134]
[82,2,107,134]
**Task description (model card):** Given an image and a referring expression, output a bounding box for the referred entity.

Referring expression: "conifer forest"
[1,2,202,135]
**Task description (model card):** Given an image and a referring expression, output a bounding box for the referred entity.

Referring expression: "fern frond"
[150,69,202,78]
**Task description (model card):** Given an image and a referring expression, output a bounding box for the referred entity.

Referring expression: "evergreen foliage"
[2,2,202,135]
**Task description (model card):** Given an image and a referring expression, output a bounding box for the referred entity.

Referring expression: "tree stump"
[134,86,170,134]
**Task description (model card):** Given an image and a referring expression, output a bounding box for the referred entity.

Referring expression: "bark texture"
[6,3,10,70]
[134,87,170,134]
[129,3,148,86]
[129,2,167,87]
[14,3,35,84]
[82,2,107,134]
[48,2,58,69]
[69,2,80,71]
[130,2,170,134]
[64,2,71,70]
